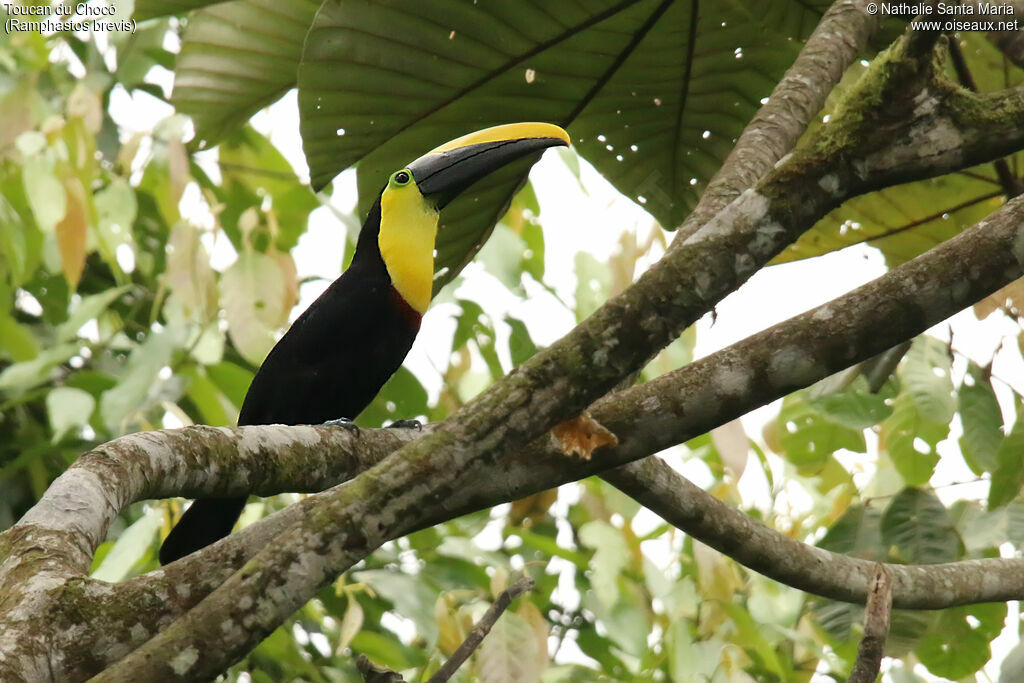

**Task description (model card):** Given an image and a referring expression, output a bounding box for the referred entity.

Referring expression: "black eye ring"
[393,170,411,185]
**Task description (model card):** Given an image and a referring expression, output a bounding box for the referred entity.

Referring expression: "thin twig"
[356,654,404,682]
[427,576,535,683]
[847,564,893,683]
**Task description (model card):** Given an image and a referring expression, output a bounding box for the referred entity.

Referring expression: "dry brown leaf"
[165,223,218,321]
[56,178,88,289]
[550,413,618,460]
[269,249,300,313]
[508,488,558,528]
[711,418,748,477]
[517,601,550,671]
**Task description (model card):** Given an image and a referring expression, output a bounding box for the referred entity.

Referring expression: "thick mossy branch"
[811,28,946,161]
[12,13,1024,682]
[87,194,1024,681]
[803,29,1024,194]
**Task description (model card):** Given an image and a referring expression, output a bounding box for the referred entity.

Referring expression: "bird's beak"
[407,122,570,209]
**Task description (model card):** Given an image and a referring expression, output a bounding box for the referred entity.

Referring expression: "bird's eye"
[393,170,411,185]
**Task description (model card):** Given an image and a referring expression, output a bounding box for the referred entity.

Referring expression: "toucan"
[159,122,571,564]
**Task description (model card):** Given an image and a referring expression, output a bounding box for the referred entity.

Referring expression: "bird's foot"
[387,419,422,430]
[322,417,360,437]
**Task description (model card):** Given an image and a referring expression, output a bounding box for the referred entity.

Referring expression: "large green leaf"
[780,171,1004,265]
[900,336,955,425]
[355,569,439,643]
[878,336,955,486]
[988,401,1024,509]
[135,0,228,21]
[171,0,320,147]
[298,0,821,288]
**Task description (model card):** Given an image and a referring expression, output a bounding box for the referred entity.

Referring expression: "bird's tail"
[158,497,247,565]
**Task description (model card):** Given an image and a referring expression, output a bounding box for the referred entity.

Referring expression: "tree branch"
[986,1,1024,70]
[427,576,534,683]
[846,565,893,683]
[947,37,1022,197]
[13,19,1024,680]
[78,192,1024,680]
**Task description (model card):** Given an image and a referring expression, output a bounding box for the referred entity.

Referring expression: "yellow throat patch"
[378,174,438,314]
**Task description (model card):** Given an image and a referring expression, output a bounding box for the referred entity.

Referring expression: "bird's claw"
[322,417,360,437]
[387,419,422,430]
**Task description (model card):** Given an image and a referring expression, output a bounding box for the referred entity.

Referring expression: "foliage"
[2,2,1024,681]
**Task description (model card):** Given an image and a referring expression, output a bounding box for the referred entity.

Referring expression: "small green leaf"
[337,594,364,652]
[206,361,255,411]
[477,223,528,291]
[573,252,612,323]
[56,285,131,342]
[0,343,79,392]
[349,629,425,671]
[182,367,232,427]
[581,586,648,659]
[46,386,96,443]
[579,520,628,610]
[94,179,138,272]
[90,507,162,582]
[721,602,786,677]
[0,314,38,361]
[99,332,176,433]
[22,155,66,233]
[958,362,1004,474]
[164,223,218,325]
[988,405,1024,509]
[357,366,428,428]
[776,393,866,470]
[521,219,545,283]
[505,316,538,368]
[879,392,944,487]
[666,621,696,683]
[452,299,503,380]
[901,336,955,424]
[354,569,439,643]
[221,251,291,366]
[818,505,885,560]
[217,128,318,252]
